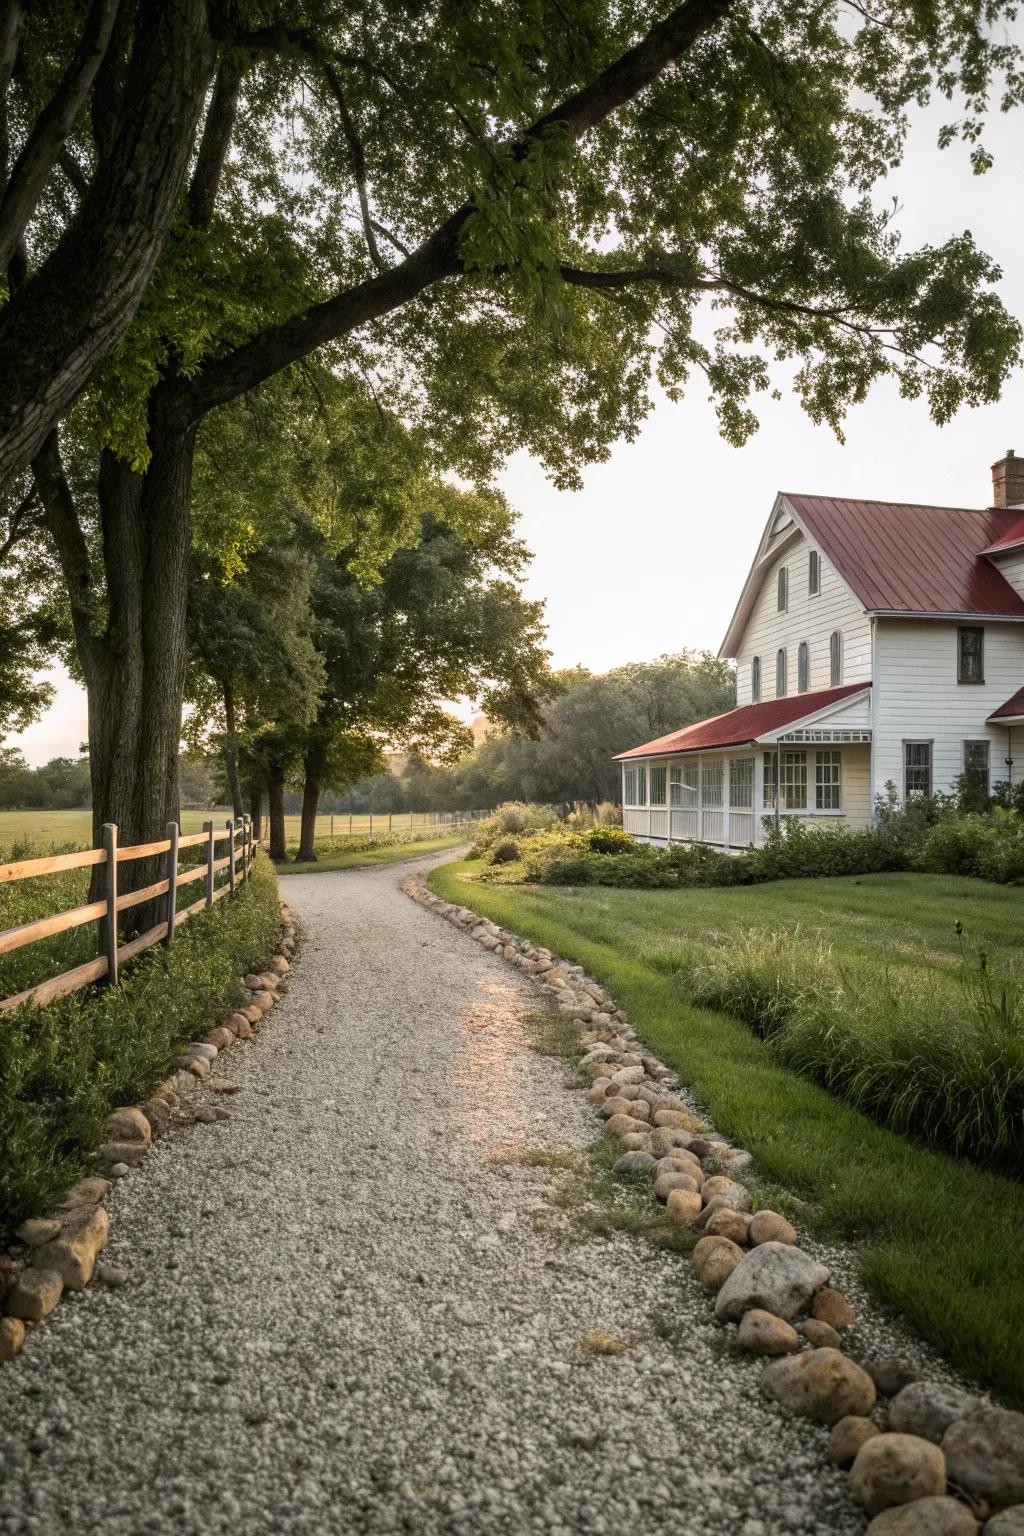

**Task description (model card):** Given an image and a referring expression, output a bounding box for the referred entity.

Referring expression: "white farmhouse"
[615,452,1024,848]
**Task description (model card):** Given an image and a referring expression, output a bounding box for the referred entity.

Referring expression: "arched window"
[751,655,761,703]
[776,648,787,697]
[808,550,820,596]
[798,641,809,693]
[830,630,843,686]
[777,566,788,612]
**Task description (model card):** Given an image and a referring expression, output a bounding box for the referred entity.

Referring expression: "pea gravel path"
[0,853,868,1536]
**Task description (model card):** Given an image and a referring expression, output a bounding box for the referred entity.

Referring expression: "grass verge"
[429,860,1024,1408]
[275,831,468,874]
[0,854,281,1243]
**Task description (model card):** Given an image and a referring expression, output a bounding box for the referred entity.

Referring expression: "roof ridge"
[782,492,993,515]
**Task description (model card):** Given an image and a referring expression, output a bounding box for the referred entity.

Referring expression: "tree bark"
[222,683,244,819]
[248,786,262,842]
[267,766,286,862]
[35,399,196,915]
[0,0,214,488]
[296,770,320,861]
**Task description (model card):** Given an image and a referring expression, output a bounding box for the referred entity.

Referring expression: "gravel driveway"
[0,852,865,1536]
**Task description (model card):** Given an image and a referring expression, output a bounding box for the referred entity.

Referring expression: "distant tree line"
[328,652,736,813]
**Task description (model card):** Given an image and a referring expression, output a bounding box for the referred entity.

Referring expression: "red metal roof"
[981,512,1024,556]
[989,686,1024,722]
[613,683,870,760]
[785,496,1024,617]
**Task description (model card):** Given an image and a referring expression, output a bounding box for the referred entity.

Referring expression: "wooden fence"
[0,817,257,1014]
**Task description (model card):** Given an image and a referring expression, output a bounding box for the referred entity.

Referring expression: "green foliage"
[470,801,561,852]
[0,855,281,1242]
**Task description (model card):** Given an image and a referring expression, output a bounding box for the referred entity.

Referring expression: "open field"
[0,808,466,848]
[429,861,1024,1407]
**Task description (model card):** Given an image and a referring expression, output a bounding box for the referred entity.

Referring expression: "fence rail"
[317,808,491,839]
[0,816,258,1014]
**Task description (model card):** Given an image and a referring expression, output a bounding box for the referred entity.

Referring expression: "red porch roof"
[613,683,870,760]
[989,686,1024,722]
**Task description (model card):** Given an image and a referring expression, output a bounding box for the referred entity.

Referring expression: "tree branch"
[31,430,99,670]
[186,53,243,229]
[320,59,386,273]
[181,0,734,421]
[57,146,89,199]
[0,0,119,272]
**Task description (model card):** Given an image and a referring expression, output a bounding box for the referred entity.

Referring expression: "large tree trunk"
[267,766,286,862]
[0,0,214,488]
[248,786,262,843]
[296,768,320,862]
[35,400,196,920]
[222,684,244,819]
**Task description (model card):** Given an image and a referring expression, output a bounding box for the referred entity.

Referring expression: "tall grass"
[0,855,281,1240]
[674,926,1024,1171]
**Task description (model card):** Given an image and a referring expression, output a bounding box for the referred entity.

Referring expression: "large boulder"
[103,1106,151,1144]
[762,1348,876,1424]
[737,1309,800,1357]
[748,1210,797,1247]
[889,1382,979,1445]
[849,1433,947,1516]
[35,1203,109,1290]
[865,1497,979,1535]
[692,1236,744,1292]
[6,1267,63,1320]
[943,1406,1024,1511]
[715,1241,829,1322]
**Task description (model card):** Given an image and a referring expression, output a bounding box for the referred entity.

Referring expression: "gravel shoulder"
[1,850,869,1536]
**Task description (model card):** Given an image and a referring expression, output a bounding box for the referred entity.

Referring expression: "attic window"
[776,648,787,696]
[809,550,820,596]
[830,630,843,686]
[777,567,788,612]
[798,641,809,693]
[751,655,761,703]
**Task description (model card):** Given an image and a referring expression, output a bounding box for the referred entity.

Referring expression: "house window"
[636,764,647,805]
[780,750,808,810]
[649,764,667,805]
[777,567,788,612]
[829,630,843,686]
[963,740,990,793]
[809,550,820,596]
[957,626,984,684]
[669,766,682,806]
[702,761,724,807]
[763,752,777,809]
[776,648,787,697]
[731,758,754,808]
[798,641,809,693]
[815,750,842,811]
[904,741,932,799]
[672,763,698,805]
[624,766,637,804]
[751,655,761,703]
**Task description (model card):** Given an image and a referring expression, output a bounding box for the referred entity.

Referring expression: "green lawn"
[275,831,468,874]
[429,862,1024,1407]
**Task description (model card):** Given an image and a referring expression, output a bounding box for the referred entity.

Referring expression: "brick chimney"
[992,450,1024,508]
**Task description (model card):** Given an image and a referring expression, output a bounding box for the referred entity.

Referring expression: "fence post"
[101,823,118,986]
[164,821,179,944]
[227,818,236,895]
[388,810,392,832]
[369,808,373,838]
[204,820,215,906]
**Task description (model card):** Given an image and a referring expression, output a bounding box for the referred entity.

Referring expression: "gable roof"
[721,494,1024,655]
[989,686,1024,723]
[613,683,870,760]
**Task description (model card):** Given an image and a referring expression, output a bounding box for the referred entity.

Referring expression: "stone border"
[0,901,299,1366]
[403,871,1024,1534]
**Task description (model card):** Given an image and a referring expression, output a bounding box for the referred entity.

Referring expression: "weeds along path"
[0,851,862,1536]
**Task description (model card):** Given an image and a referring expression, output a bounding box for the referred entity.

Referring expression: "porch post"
[696,754,704,844]
[665,759,673,846]
[723,756,731,849]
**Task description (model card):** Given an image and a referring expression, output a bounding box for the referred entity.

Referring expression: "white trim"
[866,609,1024,623]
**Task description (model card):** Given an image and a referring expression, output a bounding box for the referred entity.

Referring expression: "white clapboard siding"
[991,549,1024,600]
[873,619,1024,795]
[734,532,871,705]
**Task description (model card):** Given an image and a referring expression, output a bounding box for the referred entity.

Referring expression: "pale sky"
[10,80,1024,767]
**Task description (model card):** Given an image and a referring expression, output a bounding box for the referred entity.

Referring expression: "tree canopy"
[5,0,1024,847]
